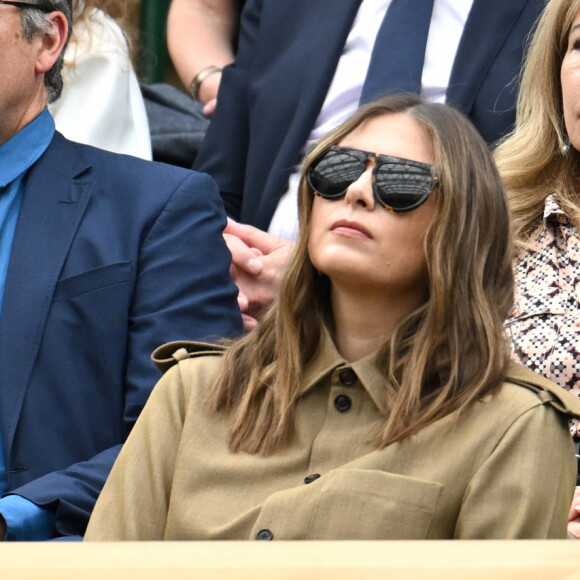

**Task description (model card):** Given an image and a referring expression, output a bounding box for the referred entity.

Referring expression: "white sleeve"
[50,10,152,160]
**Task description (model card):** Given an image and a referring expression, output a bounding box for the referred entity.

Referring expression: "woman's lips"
[330,219,372,239]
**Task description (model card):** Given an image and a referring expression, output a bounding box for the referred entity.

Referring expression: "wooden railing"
[2,540,580,579]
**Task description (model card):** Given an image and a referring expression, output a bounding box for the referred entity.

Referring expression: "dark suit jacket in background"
[0,132,242,537]
[194,0,546,231]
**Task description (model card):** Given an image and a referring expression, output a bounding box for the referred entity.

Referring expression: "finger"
[242,313,258,332]
[224,232,263,275]
[237,291,249,313]
[568,519,580,539]
[203,98,217,117]
[569,488,580,521]
[224,221,282,254]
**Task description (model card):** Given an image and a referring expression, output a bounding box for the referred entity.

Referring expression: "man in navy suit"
[194,0,546,329]
[0,0,242,540]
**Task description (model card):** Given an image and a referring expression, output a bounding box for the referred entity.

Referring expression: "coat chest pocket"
[253,469,443,540]
[53,261,132,301]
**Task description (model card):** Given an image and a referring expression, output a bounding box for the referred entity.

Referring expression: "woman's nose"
[344,162,376,210]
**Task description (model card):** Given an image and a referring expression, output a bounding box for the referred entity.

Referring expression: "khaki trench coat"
[86,337,580,540]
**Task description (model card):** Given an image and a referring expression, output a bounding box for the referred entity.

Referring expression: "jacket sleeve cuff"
[0,494,54,541]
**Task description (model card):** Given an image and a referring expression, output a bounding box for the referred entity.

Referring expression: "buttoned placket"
[301,364,381,487]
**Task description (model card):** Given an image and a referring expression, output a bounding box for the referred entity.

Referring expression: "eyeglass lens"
[307,147,436,212]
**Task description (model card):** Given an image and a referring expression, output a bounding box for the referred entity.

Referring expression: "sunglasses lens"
[308,146,437,211]
[375,161,434,211]
[308,150,365,197]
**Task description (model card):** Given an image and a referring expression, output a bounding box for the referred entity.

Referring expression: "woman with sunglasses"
[85,94,580,541]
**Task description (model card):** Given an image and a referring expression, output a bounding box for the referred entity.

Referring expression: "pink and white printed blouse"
[506,194,580,435]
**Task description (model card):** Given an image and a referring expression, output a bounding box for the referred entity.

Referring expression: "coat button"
[338,368,356,386]
[304,473,321,484]
[334,394,352,412]
[255,529,274,541]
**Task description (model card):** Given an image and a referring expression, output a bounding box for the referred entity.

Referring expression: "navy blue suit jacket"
[195,0,546,231]
[0,132,242,537]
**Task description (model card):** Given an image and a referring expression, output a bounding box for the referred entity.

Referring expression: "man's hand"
[0,514,6,541]
[568,487,580,538]
[224,219,294,331]
[203,98,218,117]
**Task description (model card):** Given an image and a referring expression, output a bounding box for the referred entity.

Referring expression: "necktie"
[359,0,435,105]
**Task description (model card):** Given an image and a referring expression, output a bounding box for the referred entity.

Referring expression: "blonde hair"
[209,94,513,455]
[68,0,135,62]
[494,0,580,242]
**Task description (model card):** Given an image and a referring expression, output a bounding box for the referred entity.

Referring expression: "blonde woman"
[49,0,151,158]
[494,0,580,538]
[85,94,580,541]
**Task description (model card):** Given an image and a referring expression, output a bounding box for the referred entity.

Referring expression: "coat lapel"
[446,0,530,113]
[0,133,93,453]
[256,0,363,228]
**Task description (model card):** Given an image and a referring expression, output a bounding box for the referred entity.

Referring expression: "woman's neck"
[331,284,426,362]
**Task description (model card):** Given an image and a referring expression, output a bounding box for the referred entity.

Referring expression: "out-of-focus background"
[129,0,179,86]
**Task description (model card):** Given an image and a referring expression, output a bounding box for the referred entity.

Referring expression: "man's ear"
[35,11,69,74]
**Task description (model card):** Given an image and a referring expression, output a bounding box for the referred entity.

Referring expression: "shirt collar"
[542,194,573,229]
[0,109,55,188]
[301,327,388,414]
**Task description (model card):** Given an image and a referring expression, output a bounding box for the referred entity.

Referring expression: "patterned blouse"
[506,194,580,437]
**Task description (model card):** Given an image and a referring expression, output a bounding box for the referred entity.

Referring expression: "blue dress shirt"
[0,110,55,540]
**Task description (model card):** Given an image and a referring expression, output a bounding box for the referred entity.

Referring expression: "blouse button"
[255,529,274,541]
[338,368,356,386]
[334,394,352,412]
[304,473,321,484]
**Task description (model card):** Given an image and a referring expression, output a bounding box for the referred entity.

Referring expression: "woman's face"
[308,112,436,302]
[561,8,580,150]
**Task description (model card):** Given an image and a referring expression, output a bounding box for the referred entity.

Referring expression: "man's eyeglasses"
[306,145,440,213]
[0,1,51,10]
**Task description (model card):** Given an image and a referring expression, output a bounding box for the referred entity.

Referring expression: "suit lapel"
[0,134,93,452]
[257,0,362,227]
[446,0,529,113]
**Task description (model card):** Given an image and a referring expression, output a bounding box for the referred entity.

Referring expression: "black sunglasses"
[306,145,439,212]
[0,0,51,10]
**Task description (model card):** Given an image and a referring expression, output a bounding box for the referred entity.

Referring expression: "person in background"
[194,0,547,331]
[494,0,580,540]
[167,0,244,117]
[0,0,241,541]
[49,0,151,158]
[86,94,580,541]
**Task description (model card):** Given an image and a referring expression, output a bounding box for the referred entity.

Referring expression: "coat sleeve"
[454,401,577,538]
[193,0,263,220]
[84,364,188,540]
[6,169,242,538]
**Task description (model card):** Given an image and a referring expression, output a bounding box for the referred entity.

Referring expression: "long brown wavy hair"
[494,0,580,243]
[209,94,514,455]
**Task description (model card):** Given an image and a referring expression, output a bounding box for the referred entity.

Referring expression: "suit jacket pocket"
[253,468,443,540]
[53,262,132,301]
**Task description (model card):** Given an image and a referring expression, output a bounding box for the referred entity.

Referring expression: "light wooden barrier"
[1,541,580,580]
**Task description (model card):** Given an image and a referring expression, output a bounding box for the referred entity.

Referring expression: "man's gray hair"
[20,0,73,103]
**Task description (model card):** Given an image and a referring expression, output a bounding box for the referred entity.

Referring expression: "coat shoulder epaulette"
[505,362,580,418]
[152,340,227,374]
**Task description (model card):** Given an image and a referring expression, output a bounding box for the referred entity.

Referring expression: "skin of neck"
[0,84,48,147]
[330,282,427,362]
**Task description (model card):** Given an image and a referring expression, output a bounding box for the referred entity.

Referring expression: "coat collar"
[300,328,389,415]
